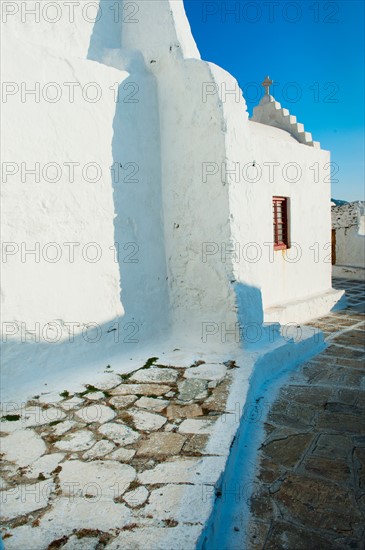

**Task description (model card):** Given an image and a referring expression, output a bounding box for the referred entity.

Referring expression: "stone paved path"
[0,355,238,549]
[248,277,365,549]
[1,279,364,550]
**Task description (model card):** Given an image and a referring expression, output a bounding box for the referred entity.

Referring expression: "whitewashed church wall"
[1,7,126,337]
[120,1,239,341]
[234,123,333,315]
[2,0,337,346]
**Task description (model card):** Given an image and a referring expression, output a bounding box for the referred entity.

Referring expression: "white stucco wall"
[2,0,240,347]
[1,9,126,333]
[247,121,333,312]
[332,202,365,268]
[198,78,335,324]
[1,0,171,343]
[118,0,337,333]
[1,0,339,347]
[118,1,240,339]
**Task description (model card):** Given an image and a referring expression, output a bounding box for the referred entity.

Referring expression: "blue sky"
[183,0,364,202]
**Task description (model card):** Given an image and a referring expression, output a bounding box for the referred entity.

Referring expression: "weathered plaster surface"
[332,202,365,269]
[2,18,125,329]
[2,0,342,351]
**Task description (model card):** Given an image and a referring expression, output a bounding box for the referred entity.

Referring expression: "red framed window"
[273,197,289,250]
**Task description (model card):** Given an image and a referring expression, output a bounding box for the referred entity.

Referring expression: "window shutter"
[273,197,289,250]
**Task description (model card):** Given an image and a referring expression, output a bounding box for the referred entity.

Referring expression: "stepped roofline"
[251,76,320,148]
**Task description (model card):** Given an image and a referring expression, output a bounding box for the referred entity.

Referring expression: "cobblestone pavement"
[248,277,365,549]
[1,280,364,550]
[0,355,238,549]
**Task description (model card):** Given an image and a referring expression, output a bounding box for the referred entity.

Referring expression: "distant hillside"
[331,198,349,206]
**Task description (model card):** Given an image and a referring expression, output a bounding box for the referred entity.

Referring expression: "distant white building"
[1,0,344,348]
[331,201,365,274]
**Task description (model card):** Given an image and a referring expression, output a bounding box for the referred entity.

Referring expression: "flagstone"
[106,525,202,550]
[108,447,136,462]
[317,411,365,432]
[0,525,57,550]
[203,380,231,412]
[39,497,132,533]
[54,429,95,452]
[166,403,203,419]
[279,384,334,406]
[110,384,171,396]
[136,432,186,457]
[303,457,351,482]
[138,456,225,485]
[60,396,84,410]
[164,423,179,431]
[94,375,122,390]
[82,439,116,460]
[85,391,105,401]
[59,460,136,498]
[0,476,9,490]
[178,418,216,435]
[74,404,116,424]
[184,364,227,381]
[129,367,179,384]
[182,434,210,455]
[177,379,208,402]
[134,396,169,412]
[26,452,65,479]
[128,409,167,431]
[1,429,46,467]
[275,474,362,533]
[98,422,141,445]
[52,420,77,436]
[62,536,100,550]
[0,463,19,478]
[142,483,214,523]
[261,432,313,468]
[109,395,137,408]
[2,479,54,520]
